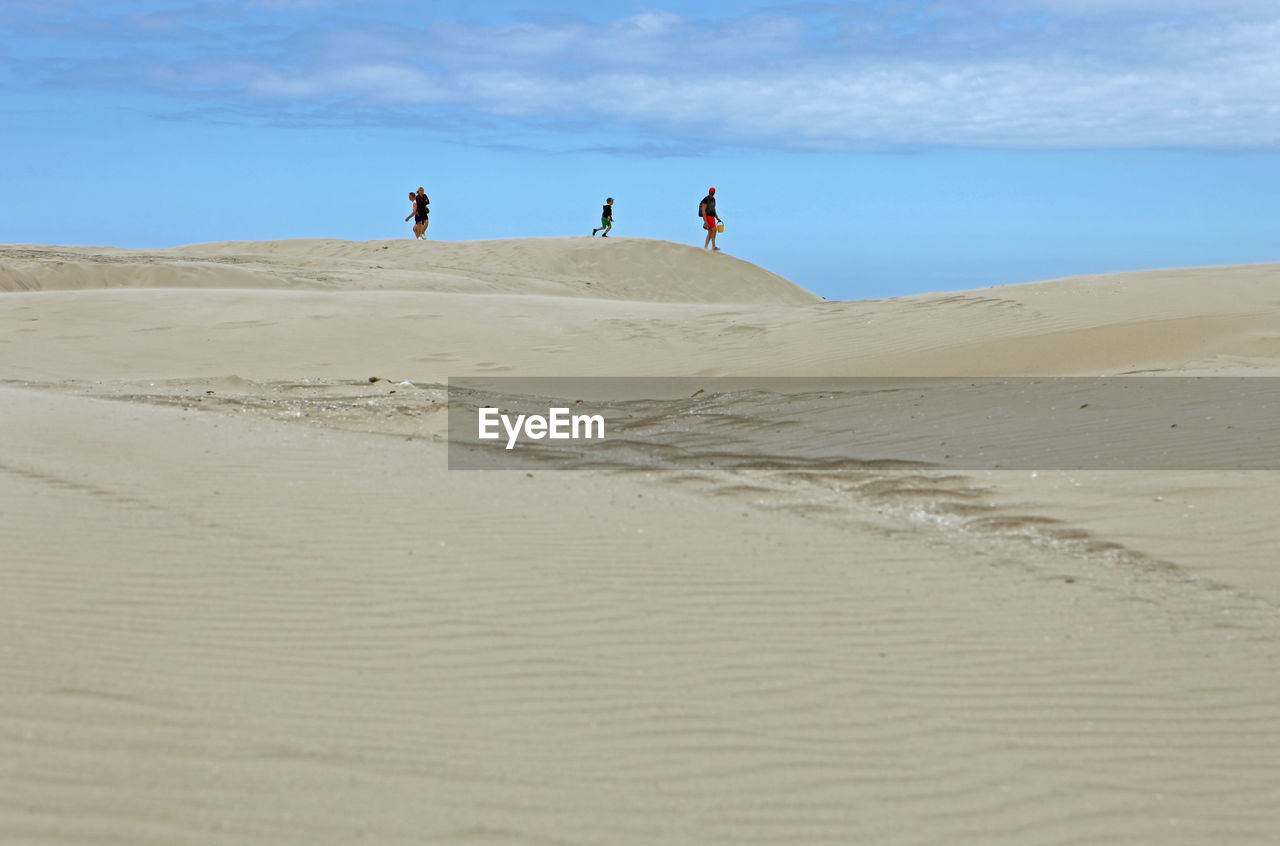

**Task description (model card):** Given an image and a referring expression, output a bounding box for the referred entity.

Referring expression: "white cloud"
[24,4,1280,150]
[444,55,1280,150]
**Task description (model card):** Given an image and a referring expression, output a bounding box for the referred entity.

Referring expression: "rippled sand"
[3,239,1279,845]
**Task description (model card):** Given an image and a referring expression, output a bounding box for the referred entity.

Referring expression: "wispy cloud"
[12,2,1280,151]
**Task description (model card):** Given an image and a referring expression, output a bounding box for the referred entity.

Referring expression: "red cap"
[709,187,716,194]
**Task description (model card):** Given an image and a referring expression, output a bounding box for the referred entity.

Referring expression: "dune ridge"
[0,238,820,304]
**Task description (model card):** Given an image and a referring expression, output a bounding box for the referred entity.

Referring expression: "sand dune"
[0,238,819,304]
[5,242,1279,385]
[2,238,1279,845]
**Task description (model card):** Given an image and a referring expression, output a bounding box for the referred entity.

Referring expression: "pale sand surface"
[2,239,1279,844]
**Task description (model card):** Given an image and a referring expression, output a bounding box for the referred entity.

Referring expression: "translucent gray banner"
[447,377,1280,470]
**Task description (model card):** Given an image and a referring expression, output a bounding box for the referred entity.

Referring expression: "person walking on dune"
[592,197,614,237]
[404,187,429,239]
[404,192,419,238]
[411,187,430,239]
[700,187,722,251]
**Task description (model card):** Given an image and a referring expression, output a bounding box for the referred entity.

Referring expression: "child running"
[592,198,614,237]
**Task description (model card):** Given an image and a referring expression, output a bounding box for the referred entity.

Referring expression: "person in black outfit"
[592,197,614,237]
[404,187,430,239]
[700,187,721,251]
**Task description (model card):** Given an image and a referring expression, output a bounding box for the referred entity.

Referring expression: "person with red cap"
[699,187,722,251]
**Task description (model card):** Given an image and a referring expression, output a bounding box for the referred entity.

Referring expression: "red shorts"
[704,215,717,231]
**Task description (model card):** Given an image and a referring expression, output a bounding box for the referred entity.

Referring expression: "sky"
[3,0,1280,299]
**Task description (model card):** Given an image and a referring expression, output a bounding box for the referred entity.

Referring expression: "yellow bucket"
[716,223,724,233]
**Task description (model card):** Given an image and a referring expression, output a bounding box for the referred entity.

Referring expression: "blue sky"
[3,0,1280,299]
